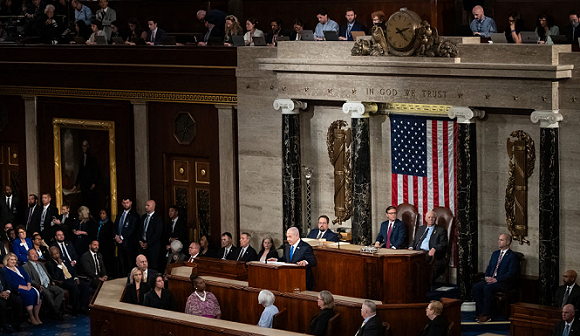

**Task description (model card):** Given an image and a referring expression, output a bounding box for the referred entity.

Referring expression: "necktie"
[142,215,150,241]
[62,215,66,225]
[94,253,100,275]
[27,207,33,225]
[347,24,352,38]
[61,263,72,279]
[189,256,194,262]
[34,262,50,287]
[563,287,572,307]
[41,207,47,231]
[60,242,72,262]
[0,275,3,291]
[237,248,245,261]
[151,31,155,43]
[317,231,324,239]
[386,222,393,248]
[289,245,294,261]
[355,320,367,336]
[119,211,127,235]
[493,251,505,277]
[6,196,10,210]
[564,324,570,336]
[222,247,229,259]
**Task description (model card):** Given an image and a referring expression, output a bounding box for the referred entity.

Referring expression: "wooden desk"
[311,243,428,303]
[183,257,248,280]
[247,261,306,292]
[510,302,561,336]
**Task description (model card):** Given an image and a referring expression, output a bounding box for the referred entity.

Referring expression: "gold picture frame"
[53,118,118,219]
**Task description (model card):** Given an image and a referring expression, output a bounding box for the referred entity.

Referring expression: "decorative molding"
[342,102,378,118]
[273,99,307,114]
[0,86,237,105]
[448,106,485,124]
[531,110,563,128]
[382,103,451,116]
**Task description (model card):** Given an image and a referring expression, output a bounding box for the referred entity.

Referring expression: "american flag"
[390,114,457,221]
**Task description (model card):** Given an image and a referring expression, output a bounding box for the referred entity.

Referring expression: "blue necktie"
[289,245,294,261]
[118,212,126,235]
[142,215,150,241]
[563,324,570,336]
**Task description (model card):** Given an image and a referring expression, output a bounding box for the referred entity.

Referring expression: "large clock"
[385,8,423,56]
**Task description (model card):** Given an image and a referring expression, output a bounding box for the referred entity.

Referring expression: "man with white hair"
[409,210,449,284]
[355,300,382,336]
[470,5,497,38]
[268,227,317,290]
[553,304,579,336]
[257,290,279,328]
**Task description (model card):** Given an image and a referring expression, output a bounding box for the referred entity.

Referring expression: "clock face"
[386,11,416,51]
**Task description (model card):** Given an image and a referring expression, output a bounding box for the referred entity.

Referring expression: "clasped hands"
[484,276,497,284]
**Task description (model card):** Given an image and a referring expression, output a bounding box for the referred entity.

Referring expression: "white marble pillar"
[216,104,238,240]
[132,100,149,215]
[23,95,39,196]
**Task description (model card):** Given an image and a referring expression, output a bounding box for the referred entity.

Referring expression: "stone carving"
[326,120,352,225]
[505,130,535,245]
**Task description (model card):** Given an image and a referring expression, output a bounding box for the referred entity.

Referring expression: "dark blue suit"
[12,238,33,264]
[375,219,407,249]
[339,21,366,41]
[471,249,518,316]
[145,28,166,45]
[278,239,317,290]
[51,240,79,264]
[307,229,340,242]
[114,209,139,275]
[138,212,163,271]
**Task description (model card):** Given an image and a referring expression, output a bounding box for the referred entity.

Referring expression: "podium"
[185,257,248,280]
[247,261,306,292]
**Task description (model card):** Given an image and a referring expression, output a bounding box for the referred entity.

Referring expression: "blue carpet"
[6,314,90,336]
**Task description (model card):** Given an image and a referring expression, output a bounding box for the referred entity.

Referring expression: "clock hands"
[395,27,410,34]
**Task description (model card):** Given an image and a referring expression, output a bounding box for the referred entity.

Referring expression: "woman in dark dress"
[308,290,335,335]
[143,273,176,311]
[72,206,96,258]
[96,209,115,278]
[257,236,279,262]
[123,267,150,305]
[3,252,42,325]
[199,234,215,258]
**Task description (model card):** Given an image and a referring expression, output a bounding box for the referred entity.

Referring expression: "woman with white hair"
[165,239,186,273]
[257,289,279,328]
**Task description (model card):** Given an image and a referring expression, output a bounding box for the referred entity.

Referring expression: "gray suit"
[95,7,116,39]
[23,261,64,313]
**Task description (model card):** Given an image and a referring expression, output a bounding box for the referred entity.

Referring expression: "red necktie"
[386,222,393,248]
[493,251,504,277]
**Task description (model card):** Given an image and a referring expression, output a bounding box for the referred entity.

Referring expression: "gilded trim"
[382,103,452,116]
[53,118,118,219]
[0,86,237,105]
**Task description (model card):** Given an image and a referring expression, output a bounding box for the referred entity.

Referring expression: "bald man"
[553,304,580,336]
[470,5,496,38]
[138,200,163,270]
[268,227,317,290]
[554,270,580,309]
[409,211,449,284]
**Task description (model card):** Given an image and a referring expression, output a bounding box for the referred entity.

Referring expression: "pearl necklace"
[195,291,206,302]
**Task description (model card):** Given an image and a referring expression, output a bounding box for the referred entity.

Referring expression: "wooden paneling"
[0,96,27,207]
[510,302,561,336]
[247,262,306,292]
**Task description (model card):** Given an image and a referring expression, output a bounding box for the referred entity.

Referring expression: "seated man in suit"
[80,240,108,290]
[409,210,448,284]
[471,233,519,323]
[186,242,200,263]
[236,232,258,262]
[217,232,239,260]
[307,215,340,242]
[145,17,166,45]
[355,300,382,336]
[375,206,407,249]
[265,18,291,46]
[553,304,580,336]
[339,8,366,41]
[52,229,78,268]
[554,270,580,309]
[421,300,449,336]
[127,254,156,284]
[269,227,317,290]
[23,248,65,320]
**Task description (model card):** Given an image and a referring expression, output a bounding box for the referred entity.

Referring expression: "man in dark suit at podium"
[307,215,340,242]
[217,232,239,260]
[554,270,580,309]
[375,206,406,249]
[553,304,580,336]
[472,233,518,323]
[236,232,258,262]
[270,227,317,290]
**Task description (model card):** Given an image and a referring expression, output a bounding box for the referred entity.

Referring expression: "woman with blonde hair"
[123,267,150,304]
[73,205,96,257]
[224,14,243,45]
[2,252,43,325]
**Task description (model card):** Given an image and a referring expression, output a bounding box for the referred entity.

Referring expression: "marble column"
[343,102,377,245]
[531,110,562,305]
[274,99,307,236]
[132,100,149,215]
[448,107,485,300]
[23,95,40,196]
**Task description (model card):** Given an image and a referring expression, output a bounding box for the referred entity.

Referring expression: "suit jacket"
[566,25,580,45]
[307,228,340,242]
[554,283,580,308]
[52,240,79,264]
[356,314,383,336]
[145,28,167,45]
[376,219,407,249]
[339,21,367,41]
[0,194,19,225]
[114,209,139,250]
[308,307,334,336]
[138,212,163,248]
[39,204,59,240]
[265,28,292,45]
[45,258,78,282]
[95,7,116,39]
[484,249,518,285]
[96,219,115,258]
[553,319,580,336]
[217,245,240,260]
[35,245,49,261]
[257,248,279,261]
[23,261,55,289]
[279,239,317,290]
[410,225,449,260]
[421,315,449,336]
[25,204,42,236]
[165,216,188,247]
[122,282,150,305]
[80,250,107,281]
[236,245,258,262]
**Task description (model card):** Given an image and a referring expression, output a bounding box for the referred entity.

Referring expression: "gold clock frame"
[52,118,118,219]
[385,8,423,56]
